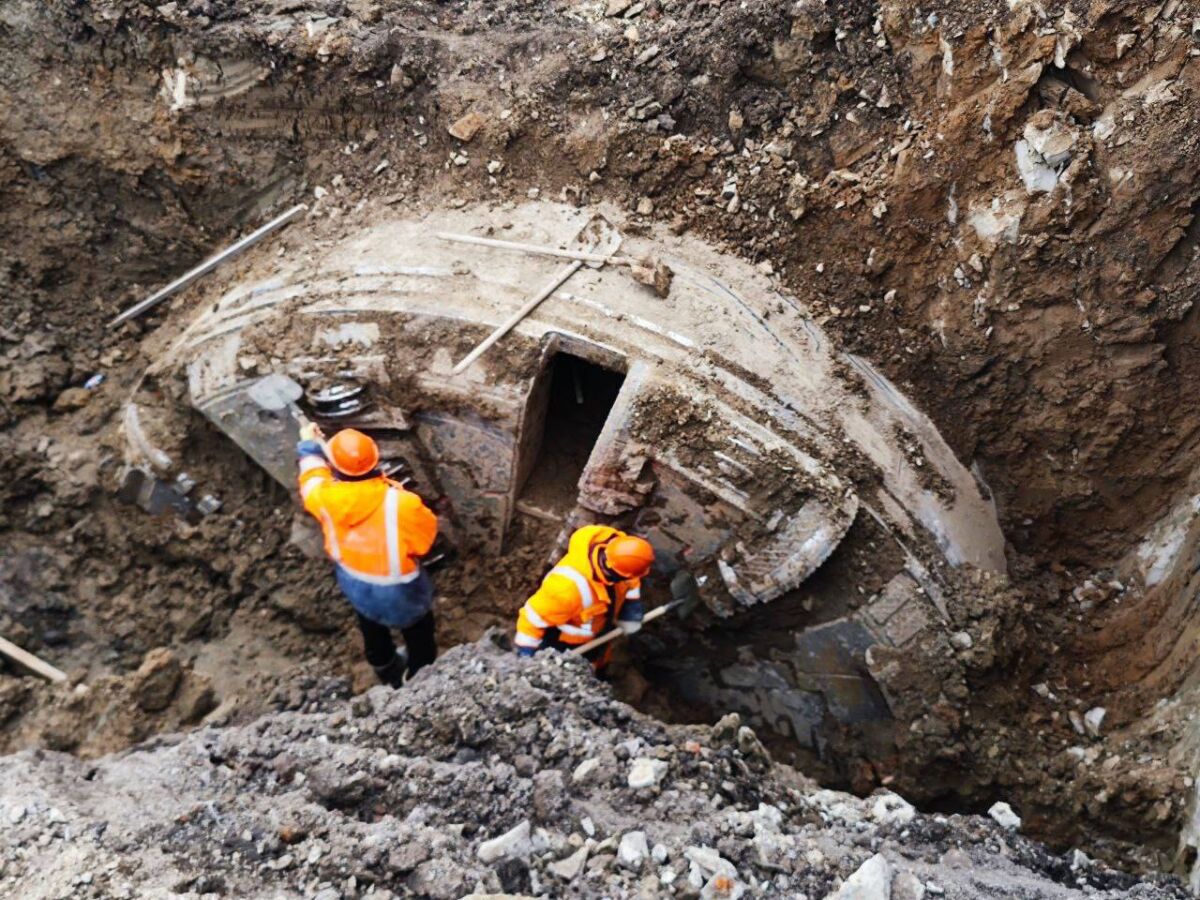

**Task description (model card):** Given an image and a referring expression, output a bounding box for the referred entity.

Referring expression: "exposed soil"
[2,0,1200,887]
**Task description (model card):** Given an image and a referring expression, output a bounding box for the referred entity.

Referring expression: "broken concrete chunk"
[618,830,650,870]
[892,870,926,900]
[833,853,892,899]
[548,844,589,880]
[871,791,916,826]
[628,757,668,789]
[988,801,1021,831]
[477,819,532,862]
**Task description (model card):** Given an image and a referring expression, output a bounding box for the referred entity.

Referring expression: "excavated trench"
[3,0,1200,887]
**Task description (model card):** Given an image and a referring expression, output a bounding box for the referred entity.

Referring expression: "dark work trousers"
[356,610,438,679]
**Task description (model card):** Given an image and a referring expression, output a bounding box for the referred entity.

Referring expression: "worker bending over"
[297,424,438,687]
[514,525,653,667]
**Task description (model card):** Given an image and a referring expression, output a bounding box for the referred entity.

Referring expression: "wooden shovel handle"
[570,601,676,656]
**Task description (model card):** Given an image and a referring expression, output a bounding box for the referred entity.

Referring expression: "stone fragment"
[988,801,1021,830]
[871,791,916,826]
[618,830,650,870]
[833,853,892,899]
[448,111,486,142]
[628,757,668,789]
[949,631,973,650]
[572,757,600,783]
[1084,706,1106,737]
[133,648,182,712]
[477,819,532,863]
[892,870,926,900]
[548,845,589,880]
[53,387,92,411]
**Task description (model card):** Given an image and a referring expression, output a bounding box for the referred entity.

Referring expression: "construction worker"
[514,525,653,667]
[296,424,439,687]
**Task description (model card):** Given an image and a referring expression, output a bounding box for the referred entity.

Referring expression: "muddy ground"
[2,0,1200,883]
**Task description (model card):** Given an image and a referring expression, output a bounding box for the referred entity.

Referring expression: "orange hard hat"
[604,535,655,579]
[327,428,380,476]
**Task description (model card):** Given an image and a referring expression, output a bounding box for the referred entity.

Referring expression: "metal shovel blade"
[577,213,623,267]
[248,374,304,412]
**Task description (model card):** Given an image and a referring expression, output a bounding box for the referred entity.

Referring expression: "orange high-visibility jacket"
[514,525,642,650]
[298,452,437,584]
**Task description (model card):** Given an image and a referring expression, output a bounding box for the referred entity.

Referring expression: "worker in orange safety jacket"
[297,424,439,687]
[514,525,653,668]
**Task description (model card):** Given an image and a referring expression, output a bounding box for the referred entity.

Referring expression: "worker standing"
[514,525,653,667]
[296,424,439,687]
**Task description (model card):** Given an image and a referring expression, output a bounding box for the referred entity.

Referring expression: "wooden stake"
[0,636,67,683]
[451,260,583,375]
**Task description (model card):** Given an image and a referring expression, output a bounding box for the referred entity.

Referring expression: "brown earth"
[1,0,1199,879]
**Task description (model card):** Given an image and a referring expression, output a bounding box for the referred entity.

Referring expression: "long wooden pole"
[0,636,67,683]
[109,204,308,327]
[436,231,634,267]
[570,601,677,656]
[451,260,583,375]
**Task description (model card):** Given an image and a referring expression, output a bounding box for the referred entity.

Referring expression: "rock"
[628,757,668,790]
[892,870,926,900]
[988,801,1021,831]
[448,111,486,142]
[636,197,654,215]
[833,853,892,899]
[133,648,182,712]
[572,757,600,783]
[548,845,589,880]
[871,792,916,826]
[53,387,92,411]
[1084,706,1106,737]
[606,0,631,15]
[477,819,532,863]
[652,843,669,863]
[728,108,744,131]
[949,631,973,651]
[531,770,566,822]
[8,805,25,824]
[618,830,650,871]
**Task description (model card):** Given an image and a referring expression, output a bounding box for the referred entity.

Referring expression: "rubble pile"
[0,640,1188,899]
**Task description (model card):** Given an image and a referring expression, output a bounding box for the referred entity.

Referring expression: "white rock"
[548,844,589,880]
[892,870,926,900]
[652,842,669,863]
[871,792,916,826]
[1084,706,1106,737]
[949,631,973,650]
[988,801,1022,831]
[684,846,737,880]
[7,805,25,825]
[572,757,600,783]
[833,853,893,899]
[618,830,650,870]
[477,819,533,863]
[628,757,668,789]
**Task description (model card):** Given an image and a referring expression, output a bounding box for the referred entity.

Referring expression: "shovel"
[248,374,329,454]
[571,570,702,656]
[450,214,623,375]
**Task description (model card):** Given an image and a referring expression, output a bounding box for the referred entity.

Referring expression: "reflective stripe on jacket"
[514,525,642,650]
[297,447,437,584]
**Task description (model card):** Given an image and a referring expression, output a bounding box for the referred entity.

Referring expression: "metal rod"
[436,231,635,267]
[451,260,583,375]
[109,203,308,327]
[0,636,67,683]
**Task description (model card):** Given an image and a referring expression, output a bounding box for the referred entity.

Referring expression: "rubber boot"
[372,649,409,688]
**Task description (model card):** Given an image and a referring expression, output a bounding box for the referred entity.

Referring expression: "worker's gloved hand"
[617,600,645,635]
[299,421,324,442]
[516,646,536,658]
